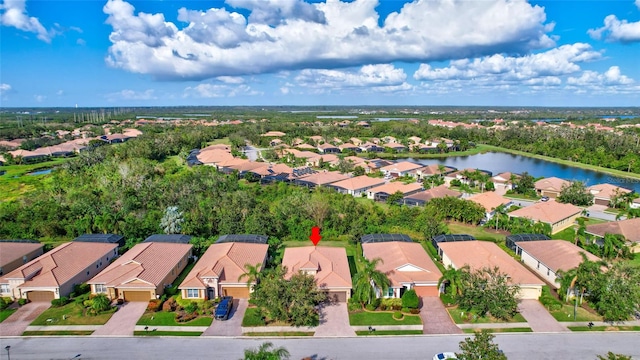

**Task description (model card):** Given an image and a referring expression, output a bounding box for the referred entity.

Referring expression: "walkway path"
[518,300,570,332]
[420,297,462,334]
[91,302,147,336]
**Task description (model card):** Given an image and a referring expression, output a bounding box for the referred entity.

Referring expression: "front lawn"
[568,326,640,332]
[548,305,603,322]
[244,332,315,336]
[356,330,423,336]
[462,327,532,333]
[242,307,266,327]
[447,308,526,324]
[137,311,213,327]
[0,308,17,323]
[23,330,94,336]
[134,330,202,336]
[31,303,116,326]
[349,311,422,326]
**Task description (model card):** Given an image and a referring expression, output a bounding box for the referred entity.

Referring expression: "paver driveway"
[202,299,247,336]
[0,302,50,336]
[91,301,147,336]
[420,297,462,334]
[518,299,569,332]
[314,302,355,337]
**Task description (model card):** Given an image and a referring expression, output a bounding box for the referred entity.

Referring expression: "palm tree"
[91,293,111,314]
[238,263,263,290]
[493,204,508,230]
[242,342,290,360]
[556,267,578,302]
[352,257,390,305]
[438,265,467,297]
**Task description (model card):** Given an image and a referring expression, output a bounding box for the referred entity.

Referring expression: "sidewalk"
[457,322,529,329]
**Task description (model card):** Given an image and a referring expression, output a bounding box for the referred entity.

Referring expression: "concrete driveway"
[420,297,462,334]
[314,302,355,337]
[518,299,569,332]
[91,301,147,336]
[202,298,247,336]
[0,302,50,336]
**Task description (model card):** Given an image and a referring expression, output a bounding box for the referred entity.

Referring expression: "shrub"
[401,307,410,313]
[379,303,387,311]
[165,286,178,297]
[365,304,376,311]
[184,301,199,314]
[347,298,361,312]
[371,297,381,310]
[175,310,197,323]
[51,297,70,307]
[393,311,403,320]
[381,298,402,310]
[74,293,90,305]
[401,289,419,309]
[18,298,28,306]
[409,308,420,314]
[162,297,178,312]
[0,297,11,310]
[71,283,91,298]
[147,299,162,312]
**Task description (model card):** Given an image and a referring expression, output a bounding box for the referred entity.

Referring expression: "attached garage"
[593,198,609,206]
[413,286,439,298]
[327,290,348,303]
[221,287,250,298]
[27,291,55,302]
[519,286,543,300]
[123,291,152,302]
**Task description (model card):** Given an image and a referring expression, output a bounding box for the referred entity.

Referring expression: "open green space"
[23,330,95,336]
[447,308,526,324]
[349,311,422,326]
[31,303,116,326]
[446,222,506,243]
[568,326,640,332]
[134,330,203,336]
[356,330,423,336]
[0,158,70,202]
[548,305,602,322]
[462,327,532,333]
[244,332,315,337]
[207,137,230,145]
[136,311,213,327]
[0,308,17,323]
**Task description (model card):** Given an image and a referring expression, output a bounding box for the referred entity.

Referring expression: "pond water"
[27,169,53,176]
[403,152,640,193]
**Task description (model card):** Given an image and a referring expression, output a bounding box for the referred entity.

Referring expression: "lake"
[405,152,640,193]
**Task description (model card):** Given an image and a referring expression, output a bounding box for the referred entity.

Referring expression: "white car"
[433,352,457,360]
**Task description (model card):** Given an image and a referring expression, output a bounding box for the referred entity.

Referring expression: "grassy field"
[32,303,116,326]
[134,330,202,336]
[349,311,422,326]
[0,308,17,323]
[568,326,640,332]
[627,253,640,267]
[207,137,231,145]
[22,330,94,336]
[244,332,315,336]
[448,308,526,324]
[0,158,70,202]
[137,311,213,326]
[548,305,602,322]
[356,330,423,336]
[462,327,532,333]
[446,222,506,243]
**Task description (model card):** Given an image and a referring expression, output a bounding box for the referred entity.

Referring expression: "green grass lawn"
[31,303,116,326]
[503,193,539,201]
[134,330,202,336]
[136,311,213,327]
[356,330,423,336]
[244,332,315,336]
[548,305,603,322]
[462,327,532,333]
[553,228,577,243]
[626,253,640,267]
[23,330,94,336]
[0,308,17,323]
[568,326,640,332]
[447,308,526,324]
[349,311,422,326]
[242,307,266,327]
[446,222,506,243]
[207,137,230,145]
[0,158,70,202]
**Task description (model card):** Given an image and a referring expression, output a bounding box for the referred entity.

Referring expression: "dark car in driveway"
[215,296,233,320]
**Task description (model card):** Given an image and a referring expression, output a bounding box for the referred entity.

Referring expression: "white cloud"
[103,0,554,80]
[588,14,640,43]
[76,38,86,46]
[56,90,64,96]
[216,76,245,84]
[0,0,52,42]
[34,94,46,102]
[107,89,157,101]
[296,64,407,88]
[183,83,262,98]
[414,43,602,82]
[0,83,11,95]
[637,0,640,9]
[567,66,634,86]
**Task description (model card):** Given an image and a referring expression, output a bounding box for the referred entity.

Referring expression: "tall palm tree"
[438,265,467,297]
[352,257,390,304]
[238,263,263,290]
[242,342,290,360]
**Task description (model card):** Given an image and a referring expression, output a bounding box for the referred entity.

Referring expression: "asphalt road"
[2,333,639,360]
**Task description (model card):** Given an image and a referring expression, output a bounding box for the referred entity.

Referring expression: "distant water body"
[403,152,640,193]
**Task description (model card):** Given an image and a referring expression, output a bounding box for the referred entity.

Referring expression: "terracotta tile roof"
[369,182,423,195]
[282,246,352,289]
[534,177,571,192]
[179,243,268,289]
[516,240,600,273]
[295,144,316,150]
[328,175,386,191]
[196,149,234,164]
[296,171,350,185]
[88,242,192,288]
[0,242,43,268]
[318,143,339,150]
[587,183,631,200]
[363,242,442,287]
[384,143,406,149]
[2,242,117,287]
[438,241,544,286]
[585,218,640,243]
[492,172,518,183]
[509,201,582,224]
[338,143,359,150]
[405,185,461,202]
[284,149,319,159]
[467,192,512,212]
[414,164,455,176]
[227,160,269,172]
[381,161,423,173]
[261,131,286,137]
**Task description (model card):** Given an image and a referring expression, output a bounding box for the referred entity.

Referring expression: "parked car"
[540,196,550,202]
[214,296,233,320]
[433,352,457,360]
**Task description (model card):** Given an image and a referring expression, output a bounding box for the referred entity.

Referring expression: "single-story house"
[0,242,118,301]
[444,168,492,186]
[327,175,386,197]
[491,172,520,191]
[317,143,340,154]
[349,137,363,146]
[534,177,571,198]
[367,182,423,201]
[508,201,582,234]
[380,161,423,178]
[338,143,361,153]
[179,239,268,299]
[88,242,192,302]
[295,143,317,150]
[384,143,407,153]
[359,142,384,153]
[411,164,456,181]
[514,240,600,289]
[403,185,462,206]
[196,148,234,167]
[0,241,44,276]
[307,154,340,167]
[293,171,351,189]
[282,246,352,302]
[363,241,442,298]
[437,241,544,299]
[585,218,640,253]
[587,183,632,206]
[260,131,286,137]
[466,192,513,220]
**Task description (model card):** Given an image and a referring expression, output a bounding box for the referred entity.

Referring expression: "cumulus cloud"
[0,83,11,95]
[107,89,157,101]
[296,64,407,88]
[567,66,634,86]
[34,94,46,102]
[104,0,554,80]
[414,43,602,82]
[0,0,52,42]
[588,10,640,43]
[183,83,262,98]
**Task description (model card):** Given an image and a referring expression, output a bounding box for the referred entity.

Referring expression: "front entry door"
[207,288,215,300]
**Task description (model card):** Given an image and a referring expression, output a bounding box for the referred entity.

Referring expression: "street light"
[4,346,10,360]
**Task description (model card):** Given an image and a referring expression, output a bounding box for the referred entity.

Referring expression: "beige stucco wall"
[550,212,581,234]
[520,250,560,289]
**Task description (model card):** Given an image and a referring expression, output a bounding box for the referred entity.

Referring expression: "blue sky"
[1,0,639,107]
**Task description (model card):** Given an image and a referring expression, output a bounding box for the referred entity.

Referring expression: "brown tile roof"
[261,131,286,137]
[295,144,316,150]
[492,172,518,184]
[381,161,423,173]
[363,242,442,287]
[369,182,423,195]
[296,171,350,185]
[438,241,544,286]
[196,149,234,164]
[318,143,338,150]
[516,240,600,273]
[338,143,359,150]
[88,242,192,288]
[405,185,461,202]
[587,183,631,200]
[509,201,582,224]
[384,143,406,149]
[2,242,117,287]
[282,246,352,289]
[534,177,571,192]
[415,164,455,176]
[328,175,386,191]
[226,160,269,172]
[585,218,640,243]
[467,192,512,212]
[0,242,43,268]
[179,243,268,289]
